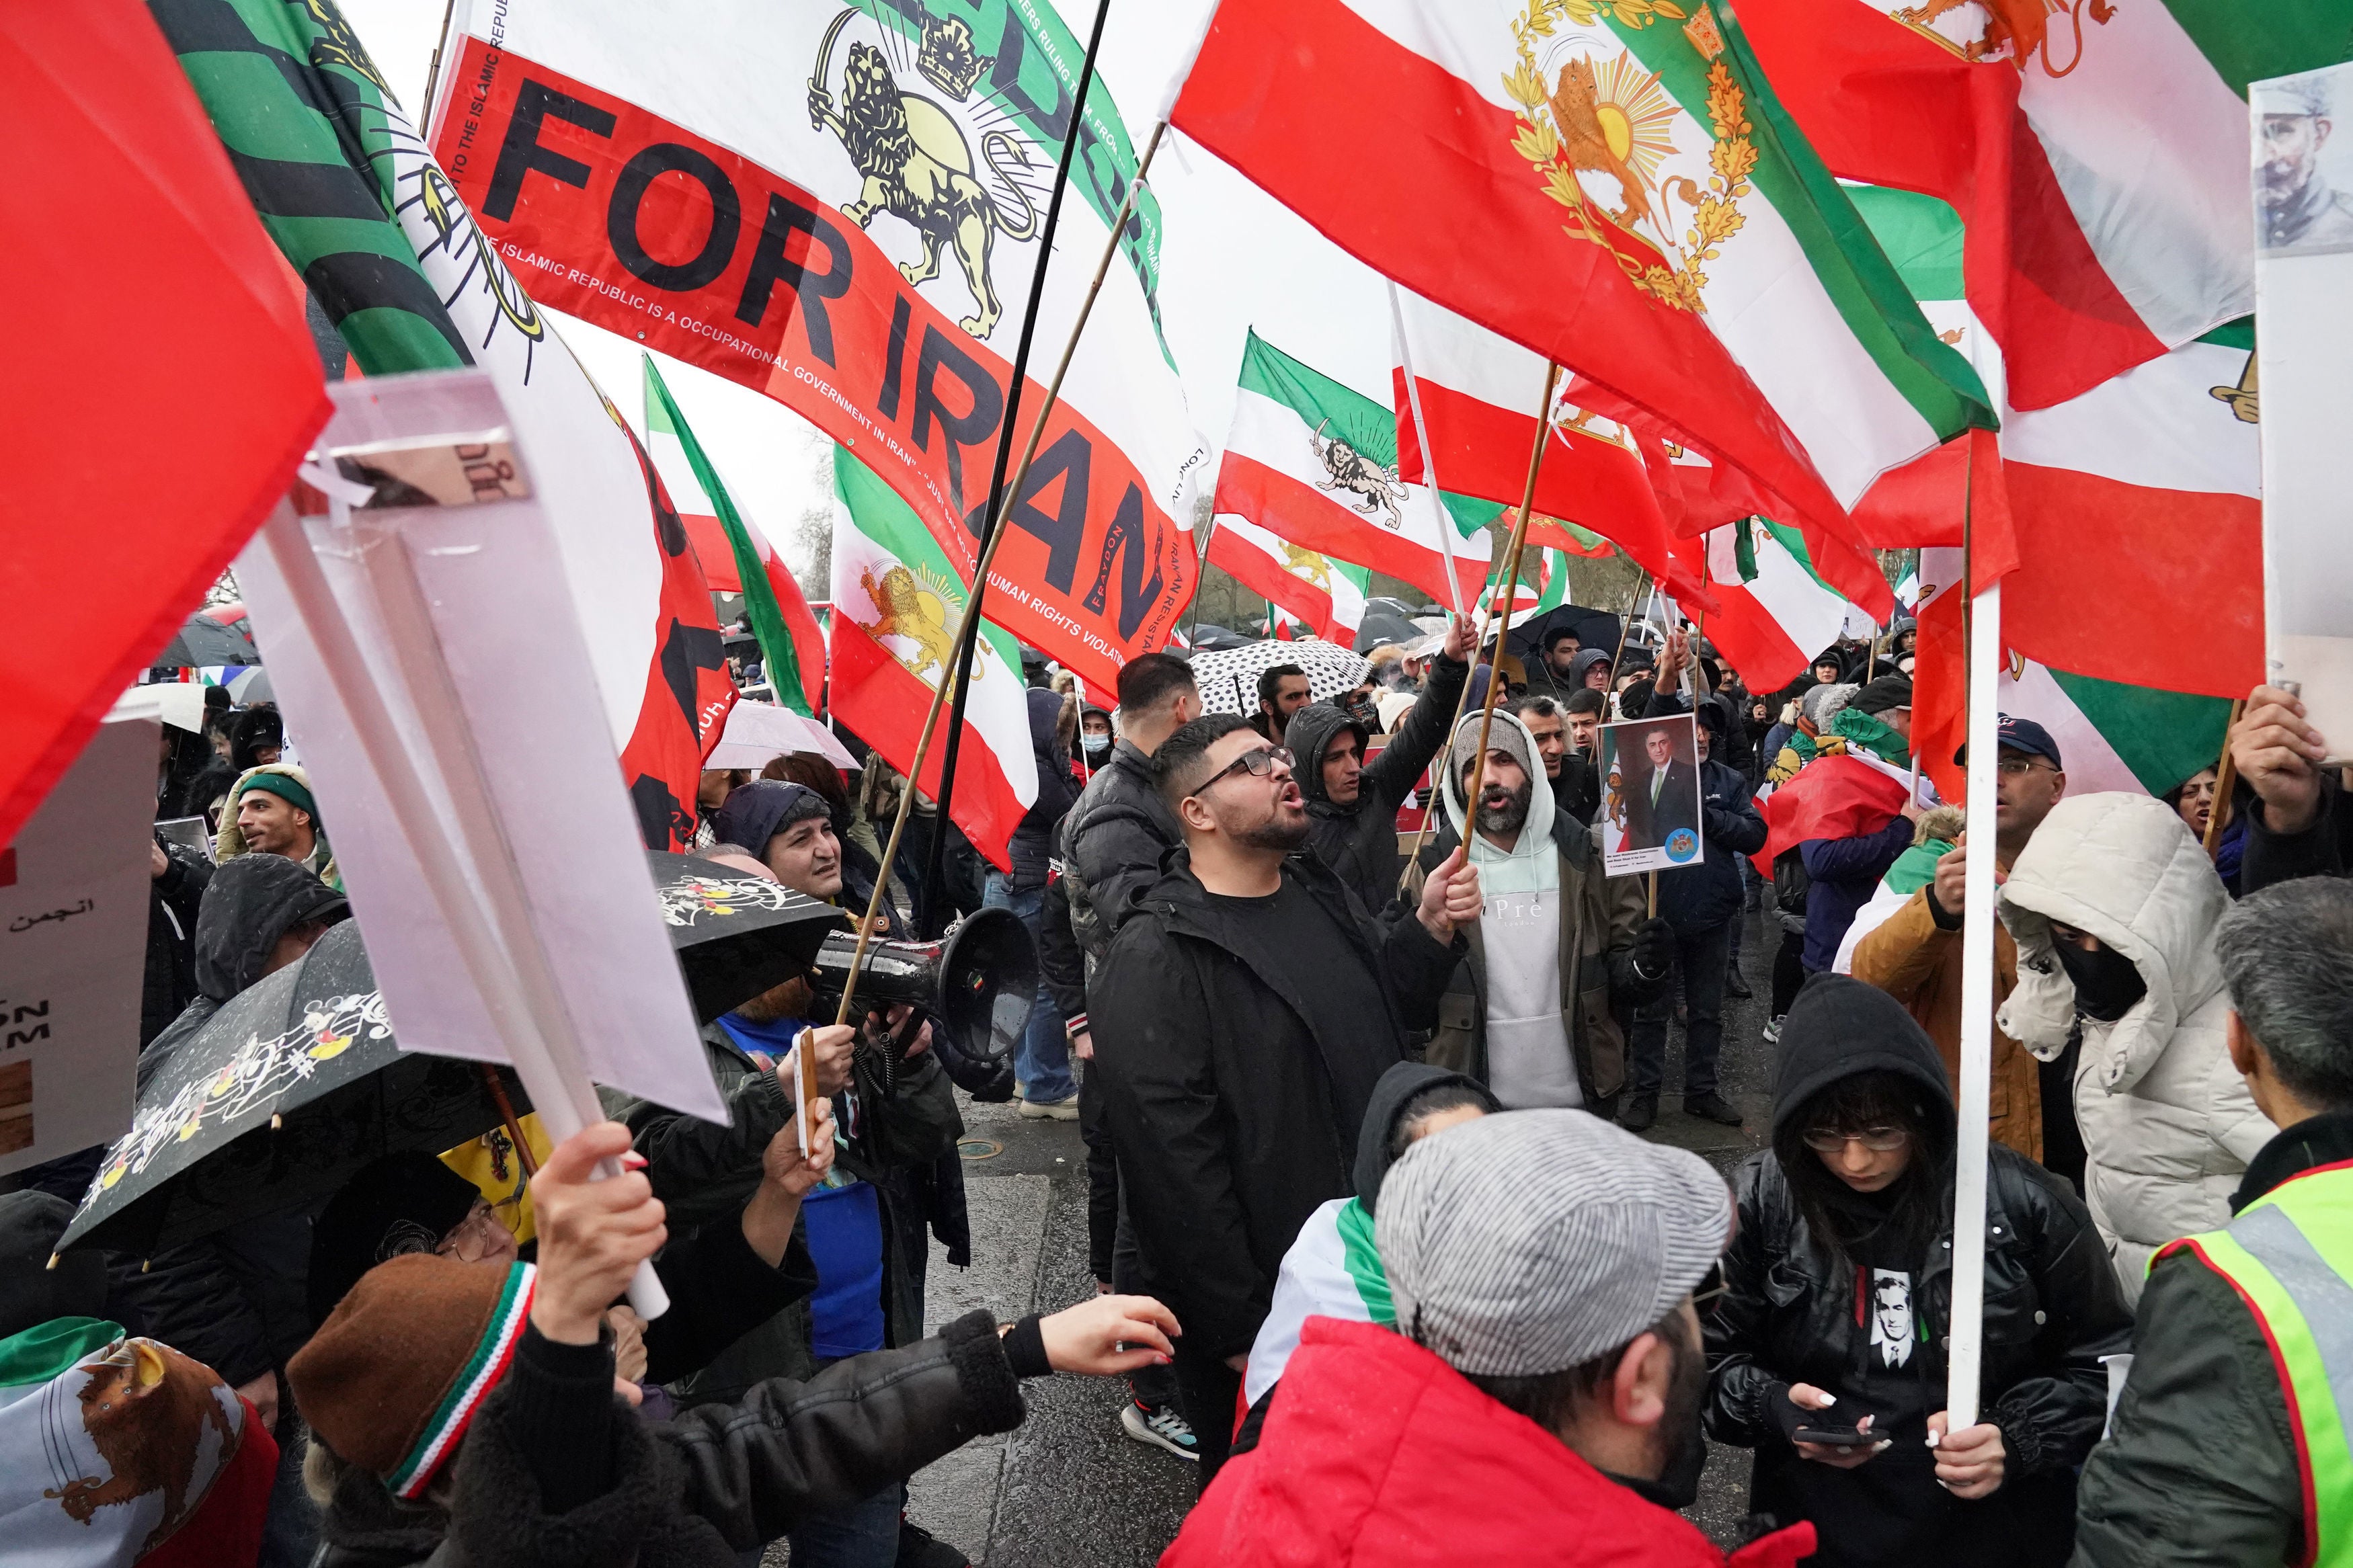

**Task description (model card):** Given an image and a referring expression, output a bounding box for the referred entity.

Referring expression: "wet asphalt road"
[854,902,1784,1566]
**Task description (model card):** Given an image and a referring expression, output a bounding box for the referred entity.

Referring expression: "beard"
[1474,778,1532,836]
[1646,1320,1710,1510]
[732,975,815,1023]
[1233,806,1311,854]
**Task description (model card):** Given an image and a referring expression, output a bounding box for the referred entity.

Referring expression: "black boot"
[1618,1091,1659,1133]
[1684,1091,1744,1128]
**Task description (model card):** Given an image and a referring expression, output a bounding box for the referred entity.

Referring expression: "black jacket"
[2068,1108,2353,1568]
[143,841,210,1048]
[1089,850,1464,1360]
[1654,756,1767,934]
[2240,773,2353,895]
[1006,688,1079,891]
[1059,738,1183,961]
[1285,655,1468,915]
[605,1018,965,1401]
[313,1309,1036,1567]
[1705,977,2131,1568]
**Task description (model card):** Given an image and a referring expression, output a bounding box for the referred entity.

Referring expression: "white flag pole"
[1947,571,2001,1430]
[261,496,670,1318]
[1388,281,1466,616]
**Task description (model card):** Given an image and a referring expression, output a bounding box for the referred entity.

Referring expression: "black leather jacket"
[1706,1144,2131,1563]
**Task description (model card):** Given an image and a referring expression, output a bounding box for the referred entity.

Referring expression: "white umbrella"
[1190,639,1370,716]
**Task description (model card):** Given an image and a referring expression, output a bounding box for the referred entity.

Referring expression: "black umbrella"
[652,852,850,1022]
[1507,604,1623,664]
[1352,612,1422,653]
[61,921,528,1258]
[154,612,260,667]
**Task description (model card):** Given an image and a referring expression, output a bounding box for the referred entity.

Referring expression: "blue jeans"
[982,872,1075,1103]
[782,1476,904,1568]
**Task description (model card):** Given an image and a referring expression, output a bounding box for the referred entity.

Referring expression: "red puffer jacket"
[1162,1317,1815,1568]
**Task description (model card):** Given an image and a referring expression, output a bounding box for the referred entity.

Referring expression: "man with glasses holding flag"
[1090,715,1482,1483]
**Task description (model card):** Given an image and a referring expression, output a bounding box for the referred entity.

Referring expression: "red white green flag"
[1693,518,1866,694]
[642,356,826,717]
[830,450,1036,872]
[1213,331,1490,612]
[1171,0,1992,552]
[429,0,1205,693]
[1733,0,2310,411]
[1204,515,1373,646]
[1479,547,1573,629]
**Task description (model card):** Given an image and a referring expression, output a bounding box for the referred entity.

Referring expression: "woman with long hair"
[1704,976,2130,1567]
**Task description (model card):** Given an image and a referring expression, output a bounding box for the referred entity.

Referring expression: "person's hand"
[1224,1353,1249,1373]
[605,1307,649,1384]
[903,1018,932,1059]
[528,1122,666,1347]
[151,841,169,880]
[1899,796,1925,824]
[1416,844,1482,942]
[1630,916,1676,981]
[1069,1028,1094,1063]
[793,1024,856,1097]
[742,1099,835,1266]
[1927,1411,2006,1498]
[1034,1293,1181,1375]
[861,1002,923,1055]
[1441,611,1475,664]
[2232,684,2329,835]
[1788,1383,1886,1468]
[1654,629,1689,691]
[1931,842,1966,918]
[233,1370,278,1433]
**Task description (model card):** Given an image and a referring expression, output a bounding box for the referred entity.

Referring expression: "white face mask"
[1082,734,1113,757]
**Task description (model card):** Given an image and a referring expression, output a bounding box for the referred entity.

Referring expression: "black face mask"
[2053,937,2147,1022]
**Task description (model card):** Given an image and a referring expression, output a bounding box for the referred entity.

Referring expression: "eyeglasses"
[1995,757,2058,779]
[1192,745,1291,796]
[1800,1126,1909,1153]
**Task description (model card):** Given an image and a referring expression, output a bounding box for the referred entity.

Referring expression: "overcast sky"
[337,0,1393,583]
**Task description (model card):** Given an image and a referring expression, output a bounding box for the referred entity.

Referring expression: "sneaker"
[1763,1014,1785,1046]
[896,1519,971,1568]
[1018,1094,1080,1120]
[1684,1091,1744,1128]
[1618,1091,1658,1133]
[1121,1399,1201,1462]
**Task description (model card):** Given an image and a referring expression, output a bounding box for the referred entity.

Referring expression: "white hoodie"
[1997,793,2270,1303]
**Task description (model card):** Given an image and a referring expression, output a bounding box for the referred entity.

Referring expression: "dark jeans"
[1628,919,1732,1098]
[1080,1064,1179,1411]
[1172,1339,1243,1491]
[1771,925,1809,1016]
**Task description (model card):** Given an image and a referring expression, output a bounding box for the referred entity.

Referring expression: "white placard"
[0,719,157,1175]
[234,370,723,1123]
[1599,712,1706,878]
[2256,63,2353,761]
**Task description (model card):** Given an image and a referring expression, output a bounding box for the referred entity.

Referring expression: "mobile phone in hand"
[1791,1425,1878,1448]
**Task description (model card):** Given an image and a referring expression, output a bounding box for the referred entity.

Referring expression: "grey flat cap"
[1377,1110,1732,1378]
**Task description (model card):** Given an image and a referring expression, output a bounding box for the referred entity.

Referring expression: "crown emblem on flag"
[916,15,991,99]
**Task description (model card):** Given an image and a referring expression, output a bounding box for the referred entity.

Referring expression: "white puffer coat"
[1997,793,2270,1305]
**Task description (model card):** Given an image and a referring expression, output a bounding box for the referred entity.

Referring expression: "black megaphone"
[808,905,1035,1064]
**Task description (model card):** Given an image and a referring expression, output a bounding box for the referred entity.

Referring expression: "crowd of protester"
[8,620,2349,1568]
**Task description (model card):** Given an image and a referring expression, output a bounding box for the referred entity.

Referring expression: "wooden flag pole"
[2205,698,2247,855]
[830,119,1170,1055]
[1394,364,1564,889]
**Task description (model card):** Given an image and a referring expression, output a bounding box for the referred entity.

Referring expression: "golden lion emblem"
[809,28,1039,339]
[1278,542,1332,594]
[856,562,974,688]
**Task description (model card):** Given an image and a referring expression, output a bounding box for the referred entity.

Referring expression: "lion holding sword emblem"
[809,13,1040,339]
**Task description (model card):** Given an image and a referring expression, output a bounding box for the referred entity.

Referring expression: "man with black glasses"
[1090,714,1481,1483]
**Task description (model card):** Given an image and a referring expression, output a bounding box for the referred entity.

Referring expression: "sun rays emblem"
[1504,0,1756,314]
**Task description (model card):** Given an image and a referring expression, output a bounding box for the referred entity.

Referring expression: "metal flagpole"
[1396,362,1562,886]
[834,115,1170,1004]
[913,0,1120,936]
[1389,280,1466,616]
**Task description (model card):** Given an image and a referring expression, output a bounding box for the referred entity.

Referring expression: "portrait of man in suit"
[1618,719,1700,854]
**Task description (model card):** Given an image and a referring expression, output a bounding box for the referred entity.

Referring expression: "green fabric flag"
[643,356,815,717]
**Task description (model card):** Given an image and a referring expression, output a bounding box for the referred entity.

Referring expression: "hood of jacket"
[1997,792,2230,1095]
[1352,1062,1502,1218]
[1439,709,1557,890]
[192,852,350,1003]
[1287,700,1370,817]
[1772,974,1954,1141]
[1568,648,1614,688]
[1163,1316,1812,1568]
